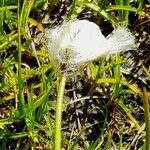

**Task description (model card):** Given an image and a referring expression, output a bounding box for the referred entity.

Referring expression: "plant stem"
[54,75,66,150]
[142,87,150,150]
[17,0,23,112]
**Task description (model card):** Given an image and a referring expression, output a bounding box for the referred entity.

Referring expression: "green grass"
[0,0,149,149]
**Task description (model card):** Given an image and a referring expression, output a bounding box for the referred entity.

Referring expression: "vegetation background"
[0,0,150,149]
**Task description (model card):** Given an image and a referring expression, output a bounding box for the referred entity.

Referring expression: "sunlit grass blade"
[103,130,112,150]
[28,85,53,113]
[124,0,130,26]
[17,0,24,114]
[0,0,4,35]
[116,98,140,129]
[89,62,98,80]
[113,54,121,97]
[138,0,144,10]
[106,5,149,18]
[27,18,44,31]
[0,33,18,51]
[84,2,118,26]
[7,65,19,109]
[0,118,14,126]
[0,5,17,11]
[113,0,130,25]
[98,0,108,9]
[142,87,150,150]
[0,131,28,139]
[96,78,141,95]
[114,0,124,22]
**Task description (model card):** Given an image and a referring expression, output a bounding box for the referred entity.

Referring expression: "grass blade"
[142,87,150,149]
[116,98,140,129]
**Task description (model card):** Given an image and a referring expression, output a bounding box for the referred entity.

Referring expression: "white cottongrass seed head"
[41,19,136,74]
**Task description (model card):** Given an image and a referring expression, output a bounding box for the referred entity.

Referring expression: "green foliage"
[0,0,149,149]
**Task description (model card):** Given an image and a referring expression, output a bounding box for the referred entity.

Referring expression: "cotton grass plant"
[0,0,149,149]
[41,19,136,150]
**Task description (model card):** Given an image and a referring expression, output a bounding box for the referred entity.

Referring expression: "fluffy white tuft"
[105,26,136,54]
[41,19,136,73]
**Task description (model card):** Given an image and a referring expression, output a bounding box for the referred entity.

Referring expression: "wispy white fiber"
[42,19,136,73]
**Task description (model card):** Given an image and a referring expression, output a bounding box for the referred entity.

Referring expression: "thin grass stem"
[17,0,22,111]
[17,0,25,114]
[142,87,150,150]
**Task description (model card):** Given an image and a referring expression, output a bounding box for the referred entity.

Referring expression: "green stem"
[54,75,66,150]
[143,87,150,150]
[17,0,22,111]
